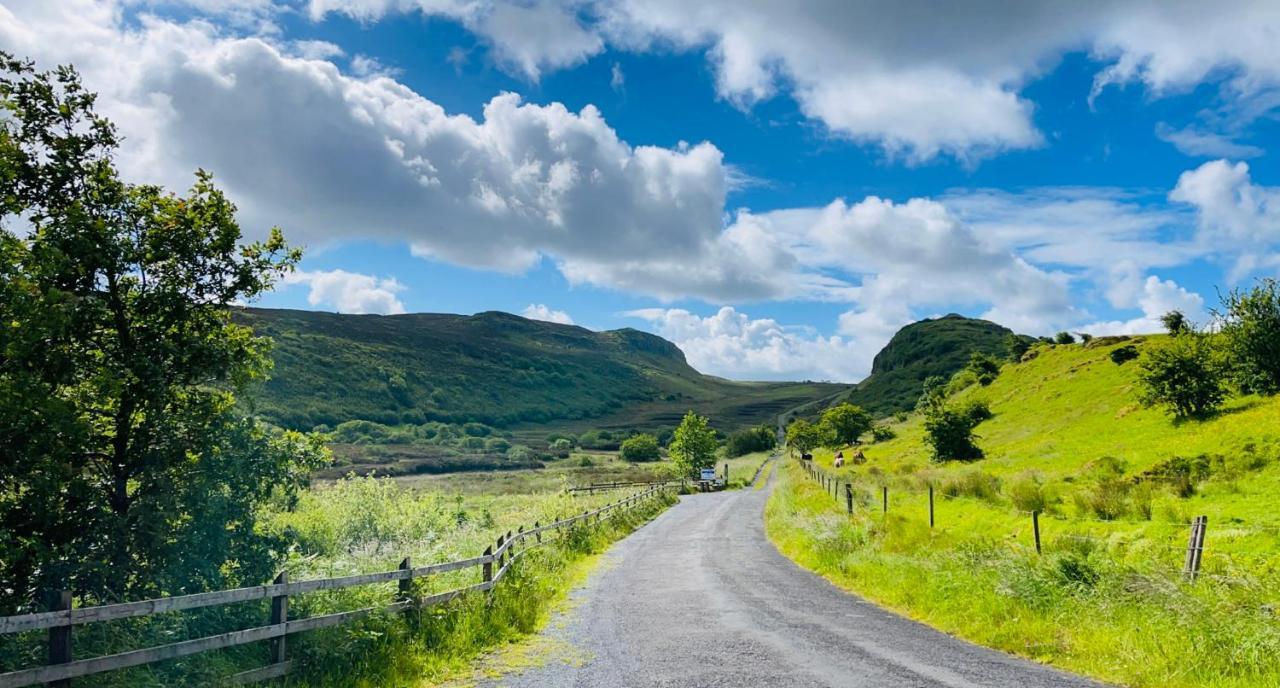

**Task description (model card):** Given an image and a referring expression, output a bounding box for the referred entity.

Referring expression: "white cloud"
[1080,275,1206,336]
[627,306,871,382]
[609,61,624,92]
[283,269,407,314]
[1155,123,1264,159]
[1170,159,1280,282]
[521,303,574,325]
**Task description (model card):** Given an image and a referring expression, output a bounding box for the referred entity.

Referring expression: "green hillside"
[237,307,845,433]
[843,314,1022,416]
[769,335,1280,688]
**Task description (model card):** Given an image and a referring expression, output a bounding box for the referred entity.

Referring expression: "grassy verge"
[721,451,775,489]
[767,458,1280,686]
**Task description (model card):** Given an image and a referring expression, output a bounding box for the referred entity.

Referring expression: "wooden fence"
[0,484,671,687]
[567,479,681,494]
[795,457,1212,580]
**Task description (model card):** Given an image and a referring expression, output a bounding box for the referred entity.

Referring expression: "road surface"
[480,463,1105,688]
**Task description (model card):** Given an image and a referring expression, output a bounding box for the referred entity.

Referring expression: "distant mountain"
[236,307,846,433]
[843,314,1024,417]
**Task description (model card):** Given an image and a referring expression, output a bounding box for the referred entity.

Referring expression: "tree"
[619,433,661,462]
[916,375,947,413]
[1004,333,1031,361]
[1109,345,1139,365]
[820,403,873,446]
[669,411,718,476]
[725,425,776,457]
[0,56,326,612]
[965,351,1002,386]
[923,406,985,461]
[1161,310,1190,336]
[785,418,825,456]
[1217,278,1280,395]
[1136,332,1226,419]
[1054,331,1076,345]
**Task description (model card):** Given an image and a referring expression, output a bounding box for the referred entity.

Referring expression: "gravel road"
[479,463,1105,688]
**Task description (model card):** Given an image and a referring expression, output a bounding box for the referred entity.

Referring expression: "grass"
[766,336,1280,688]
[720,451,775,489]
[390,452,671,496]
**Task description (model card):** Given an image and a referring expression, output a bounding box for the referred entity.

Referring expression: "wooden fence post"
[928,485,935,529]
[48,589,72,688]
[882,486,888,514]
[845,483,853,514]
[535,521,542,544]
[269,571,288,667]
[495,534,506,570]
[724,462,729,484]
[1032,512,1041,555]
[1184,516,1207,581]
[482,545,493,584]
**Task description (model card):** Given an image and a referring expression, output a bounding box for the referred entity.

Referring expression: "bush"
[577,429,620,450]
[940,468,1001,501]
[1054,331,1076,345]
[1218,278,1280,395]
[619,433,661,462]
[548,438,573,458]
[1008,472,1050,513]
[961,399,993,423]
[965,351,1002,386]
[484,437,511,454]
[506,445,533,461]
[1004,333,1031,361]
[1137,332,1226,419]
[923,406,984,462]
[726,425,777,457]
[1109,345,1139,365]
[869,424,896,442]
[1161,310,1190,335]
[1073,457,1132,520]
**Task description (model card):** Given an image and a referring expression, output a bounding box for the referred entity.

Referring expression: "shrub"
[940,468,1001,501]
[458,436,486,451]
[1109,345,1139,365]
[923,406,984,462]
[960,400,993,423]
[462,422,491,437]
[577,429,620,450]
[1217,278,1280,395]
[1073,457,1132,520]
[1054,331,1076,345]
[726,425,777,457]
[1004,333,1031,361]
[870,424,896,442]
[1136,332,1226,419]
[965,351,1002,386]
[484,437,511,454]
[506,445,532,461]
[1008,472,1050,513]
[1140,455,1213,498]
[619,433,661,462]
[548,438,573,458]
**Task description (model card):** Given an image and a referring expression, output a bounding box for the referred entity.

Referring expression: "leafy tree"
[1161,310,1190,336]
[820,403,873,446]
[785,418,825,456]
[1217,278,1280,395]
[965,351,1002,386]
[1054,331,1076,345]
[1004,333,1031,361]
[1109,345,1139,365]
[548,438,573,458]
[725,425,776,457]
[916,375,948,413]
[869,424,896,442]
[619,433,661,462]
[1136,332,1226,419]
[0,56,326,611]
[923,405,985,462]
[669,411,718,475]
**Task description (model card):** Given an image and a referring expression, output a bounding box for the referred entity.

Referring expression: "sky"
[3,1,1280,382]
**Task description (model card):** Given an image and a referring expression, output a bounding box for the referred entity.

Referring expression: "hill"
[769,335,1280,688]
[843,314,1022,416]
[236,307,845,434]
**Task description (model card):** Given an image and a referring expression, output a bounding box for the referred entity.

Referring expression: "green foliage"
[0,56,326,612]
[916,375,948,413]
[1217,277,1280,395]
[1054,331,1076,345]
[577,429,619,450]
[819,403,873,446]
[939,467,1001,501]
[844,314,1022,416]
[548,438,573,458]
[869,424,896,442]
[1108,345,1139,365]
[725,425,777,457]
[1006,472,1050,513]
[785,418,825,455]
[1003,333,1031,361]
[619,433,661,462]
[964,351,1002,386]
[669,411,718,476]
[1136,332,1226,419]
[923,404,985,461]
[1160,310,1190,335]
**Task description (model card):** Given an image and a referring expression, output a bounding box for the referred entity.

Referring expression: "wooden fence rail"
[0,485,671,688]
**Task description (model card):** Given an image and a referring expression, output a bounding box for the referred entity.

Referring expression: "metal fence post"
[1032,512,1041,554]
[882,486,888,514]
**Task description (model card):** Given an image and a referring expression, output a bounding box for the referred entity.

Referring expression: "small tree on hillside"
[923,405,985,461]
[1054,331,1076,345]
[669,411,718,476]
[619,433,661,462]
[1217,278,1280,395]
[1161,310,1190,336]
[1137,332,1226,419]
[820,403,873,446]
[916,375,947,413]
[965,351,1002,386]
[785,418,825,456]
[1004,333,1031,361]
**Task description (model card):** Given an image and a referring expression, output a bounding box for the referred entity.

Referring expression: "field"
[766,336,1280,688]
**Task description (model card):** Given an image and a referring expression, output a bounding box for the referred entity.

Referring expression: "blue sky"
[6,1,1280,381]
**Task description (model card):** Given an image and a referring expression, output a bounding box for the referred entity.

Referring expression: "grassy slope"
[842,314,1022,417]
[238,307,843,434]
[766,336,1280,688]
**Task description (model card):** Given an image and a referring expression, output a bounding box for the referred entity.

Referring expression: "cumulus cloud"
[1170,159,1280,281]
[1080,275,1206,336]
[306,0,1280,162]
[283,269,407,314]
[627,307,871,382]
[521,303,575,325]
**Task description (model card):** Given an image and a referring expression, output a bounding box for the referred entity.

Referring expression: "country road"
[479,464,1106,688]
